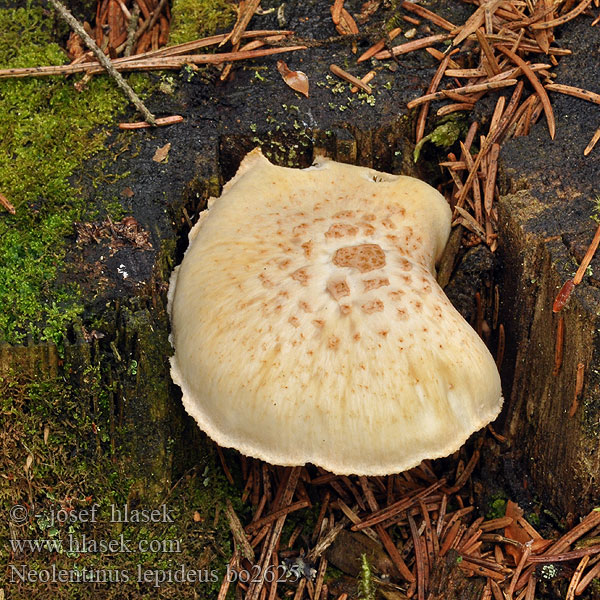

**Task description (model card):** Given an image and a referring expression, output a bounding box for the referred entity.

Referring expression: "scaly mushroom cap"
[168,149,502,475]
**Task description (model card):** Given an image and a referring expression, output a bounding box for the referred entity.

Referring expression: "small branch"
[48,0,156,126]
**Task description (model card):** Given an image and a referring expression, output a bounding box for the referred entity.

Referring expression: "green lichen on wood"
[169,0,236,45]
[0,6,146,346]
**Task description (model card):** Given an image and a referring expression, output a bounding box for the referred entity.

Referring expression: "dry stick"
[123,3,141,57]
[0,45,308,79]
[527,545,600,563]
[225,499,255,562]
[496,46,555,139]
[350,70,376,93]
[574,222,600,284]
[48,0,156,126]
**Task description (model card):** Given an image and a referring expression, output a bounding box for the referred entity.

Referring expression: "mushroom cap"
[168,149,502,475]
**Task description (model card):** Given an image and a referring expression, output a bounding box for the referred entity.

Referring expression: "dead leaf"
[153,142,171,163]
[121,186,134,198]
[276,61,309,97]
[43,425,50,445]
[25,454,34,474]
[504,500,532,564]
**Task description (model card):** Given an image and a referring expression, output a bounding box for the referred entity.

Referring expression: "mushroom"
[168,149,502,475]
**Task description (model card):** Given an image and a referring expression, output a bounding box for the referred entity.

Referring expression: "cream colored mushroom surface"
[168,149,502,475]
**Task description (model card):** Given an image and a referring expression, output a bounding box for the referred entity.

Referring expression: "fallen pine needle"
[531,0,593,29]
[573,222,600,284]
[407,79,518,109]
[496,46,556,139]
[329,64,372,94]
[401,0,456,31]
[119,115,184,129]
[553,278,575,312]
[545,83,600,105]
[350,70,376,93]
[374,33,453,59]
[0,192,16,214]
[585,125,600,155]
[357,27,401,63]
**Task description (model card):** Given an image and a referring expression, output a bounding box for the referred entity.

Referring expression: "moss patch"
[169,0,236,45]
[0,6,145,346]
[0,369,235,599]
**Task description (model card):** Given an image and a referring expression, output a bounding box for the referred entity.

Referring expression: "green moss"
[0,6,146,345]
[0,367,234,599]
[486,494,508,519]
[169,0,236,45]
[357,554,376,600]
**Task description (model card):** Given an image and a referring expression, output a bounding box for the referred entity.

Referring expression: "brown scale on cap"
[363,277,390,292]
[291,267,310,286]
[361,299,384,314]
[327,278,351,301]
[325,223,359,238]
[333,244,386,273]
[301,241,313,258]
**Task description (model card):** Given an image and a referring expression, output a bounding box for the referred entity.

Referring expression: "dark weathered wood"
[495,17,600,515]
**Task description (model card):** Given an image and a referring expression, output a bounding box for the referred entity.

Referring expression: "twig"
[47,0,156,126]
[124,3,141,57]
[225,499,255,562]
[0,45,307,79]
